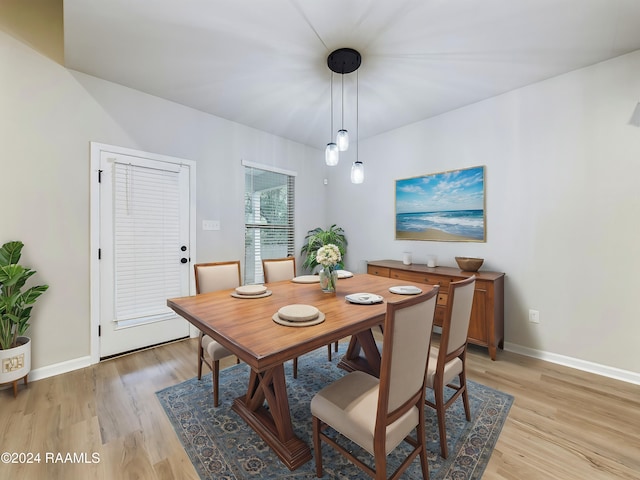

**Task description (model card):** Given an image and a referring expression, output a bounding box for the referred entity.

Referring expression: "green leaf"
[21,285,49,304]
[0,264,27,287]
[0,241,23,267]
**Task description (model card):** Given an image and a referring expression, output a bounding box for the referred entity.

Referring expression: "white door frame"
[89,142,198,364]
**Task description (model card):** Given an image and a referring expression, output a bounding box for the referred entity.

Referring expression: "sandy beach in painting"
[395,209,485,241]
[396,228,476,242]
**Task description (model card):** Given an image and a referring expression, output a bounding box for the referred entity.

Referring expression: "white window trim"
[241,159,297,177]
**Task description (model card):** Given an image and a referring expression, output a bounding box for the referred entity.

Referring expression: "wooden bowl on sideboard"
[455,257,484,272]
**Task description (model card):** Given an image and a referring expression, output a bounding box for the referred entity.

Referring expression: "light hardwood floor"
[1,338,638,480]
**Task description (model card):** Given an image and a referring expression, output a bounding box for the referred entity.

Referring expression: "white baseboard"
[31,333,199,383]
[29,355,93,382]
[23,343,640,387]
[504,342,640,386]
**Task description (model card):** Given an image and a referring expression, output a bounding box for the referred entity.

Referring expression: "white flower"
[316,244,341,268]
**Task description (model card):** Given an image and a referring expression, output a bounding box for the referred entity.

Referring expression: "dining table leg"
[337,328,382,377]
[231,363,312,470]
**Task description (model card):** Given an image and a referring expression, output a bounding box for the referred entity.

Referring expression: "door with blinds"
[98,149,192,358]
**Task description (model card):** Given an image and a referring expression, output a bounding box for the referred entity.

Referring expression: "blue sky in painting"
[396,167,484,214]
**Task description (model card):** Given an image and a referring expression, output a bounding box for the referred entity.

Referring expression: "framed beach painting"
[395,166,486,242]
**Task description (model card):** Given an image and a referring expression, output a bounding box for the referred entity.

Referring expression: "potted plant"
[0,241,48,397]
[300,224,348,272]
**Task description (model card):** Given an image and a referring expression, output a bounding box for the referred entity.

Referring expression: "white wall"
[328,50,640,379]
[0,28,327,374]
[3,9,639,382]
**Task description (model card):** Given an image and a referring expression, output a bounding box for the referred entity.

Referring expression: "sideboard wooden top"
[367,259,504,281]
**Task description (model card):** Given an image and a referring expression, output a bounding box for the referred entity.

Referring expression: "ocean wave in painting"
[396,209,484,240]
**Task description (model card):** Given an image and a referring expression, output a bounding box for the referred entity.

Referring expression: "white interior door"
[97,148,193,358]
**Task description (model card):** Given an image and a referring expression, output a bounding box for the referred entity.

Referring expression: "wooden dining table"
[167,273,435,470]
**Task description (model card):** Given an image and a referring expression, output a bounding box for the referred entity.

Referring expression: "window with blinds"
[244,164,295,284]
[113,162,183,327]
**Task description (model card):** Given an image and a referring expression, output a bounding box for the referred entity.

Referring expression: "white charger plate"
[278,304,319,322]
[235,284,267,295]
[345,293,384,305]
[272,312,325,327]
[336,270,354,278]
[230,290,272,299]
[291,275,320,284]
[389,285,423,295]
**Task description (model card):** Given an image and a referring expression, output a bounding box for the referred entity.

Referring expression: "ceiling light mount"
[327,48,361,74]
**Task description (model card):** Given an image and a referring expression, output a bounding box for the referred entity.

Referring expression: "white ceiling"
[63,0,640,149]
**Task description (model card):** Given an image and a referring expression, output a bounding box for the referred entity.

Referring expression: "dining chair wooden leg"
[327,340,341,361]
[293,357,298,379]
[312,416,323,478]
[434,378,449,458]
[460,372,471,421]
[374,452,386,479]
[197,342,204,380]
[213,360,220,407]
[417,420,430,479]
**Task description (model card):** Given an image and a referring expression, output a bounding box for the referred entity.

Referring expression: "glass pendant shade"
[350,160,364,184]
[325,143,339,166]
[336,129,349,151]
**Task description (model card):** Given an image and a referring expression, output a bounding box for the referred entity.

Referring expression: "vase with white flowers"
[316,244,341,293]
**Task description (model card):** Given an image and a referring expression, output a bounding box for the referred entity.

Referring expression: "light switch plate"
[203,220,220,231]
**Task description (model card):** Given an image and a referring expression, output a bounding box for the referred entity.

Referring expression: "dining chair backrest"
[425,275,475,458]
[194,261,241,294]
[311,285,439,479]
[381,286,439,416]
[262,257,296,283]
[443,276,476,356]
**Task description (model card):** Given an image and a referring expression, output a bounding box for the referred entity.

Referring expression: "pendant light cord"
[330,72,334,137]
[341,72,345,130]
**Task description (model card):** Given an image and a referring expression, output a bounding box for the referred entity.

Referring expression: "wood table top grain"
[167,273,435,371]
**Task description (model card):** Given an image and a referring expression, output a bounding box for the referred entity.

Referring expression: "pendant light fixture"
[325,72,339,166]
[350,160,364,183]
[336,73,349,151]
[350,69,364,184]
[327,48,362,181]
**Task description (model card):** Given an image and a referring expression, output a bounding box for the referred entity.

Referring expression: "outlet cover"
[528,309,540,323]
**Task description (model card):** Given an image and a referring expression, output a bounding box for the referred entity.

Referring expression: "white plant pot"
[0,336,31,384]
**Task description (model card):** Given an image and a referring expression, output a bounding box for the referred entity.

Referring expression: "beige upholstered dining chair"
[425,275,476,458]
[311,286,439,480]
[261,257,304,378]
[194,261,242,407]
[262,256,296,284]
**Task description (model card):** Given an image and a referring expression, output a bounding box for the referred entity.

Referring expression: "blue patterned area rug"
[156,344,513,479]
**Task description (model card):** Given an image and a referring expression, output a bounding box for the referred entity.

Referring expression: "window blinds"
[113,162,182,326]
[244,166,295,284]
